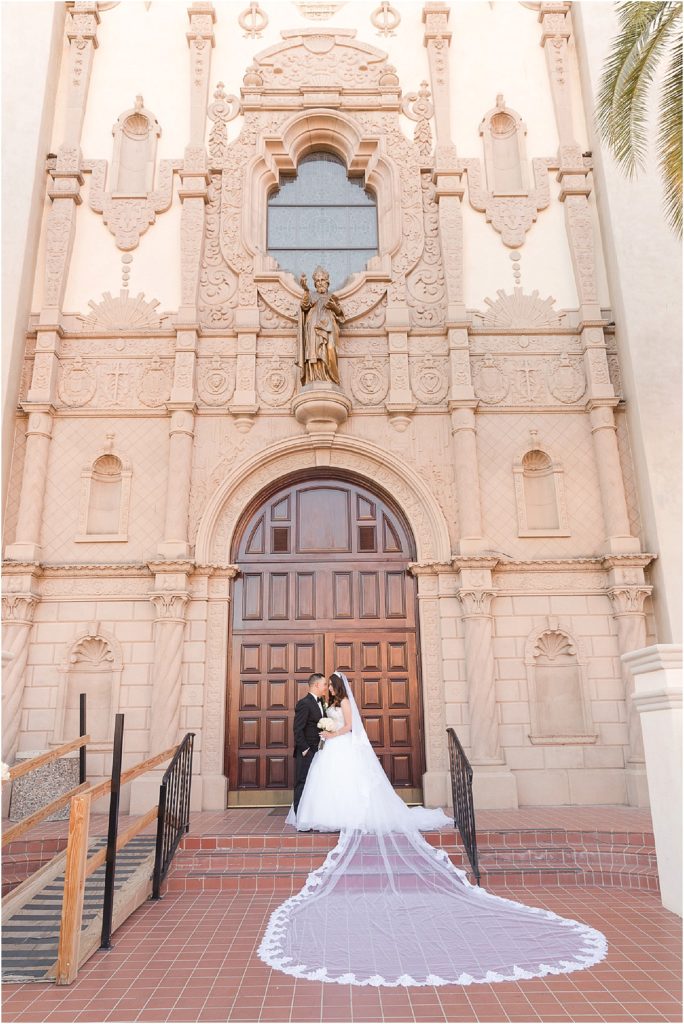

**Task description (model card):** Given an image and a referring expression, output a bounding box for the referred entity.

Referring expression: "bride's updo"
[327,673,346,707]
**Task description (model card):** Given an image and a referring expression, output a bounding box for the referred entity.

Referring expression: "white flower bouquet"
[1,761,11,783]
[317,718,337,734]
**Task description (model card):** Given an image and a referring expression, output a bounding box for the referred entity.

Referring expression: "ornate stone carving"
[371,1,400,36]
[251,31,389,90]
[257,355,297,407]
[476,288,565,328]
[207,82,241,166]
[472,354,509,405]
[402,82,433,160]
[458,588,503,764]
[350,356,390,406]
[410,355,448,405]
[2,591,38,763]
[198,356,236,406]
[70,634,115,666]
[58,355,97,407]
[407,173,446,329]
[238,1,268,39]
[547,352,586,403]
[79,290,161,331]
[148,590,189,753]
[138,355,172,407]
[89,141,175,251]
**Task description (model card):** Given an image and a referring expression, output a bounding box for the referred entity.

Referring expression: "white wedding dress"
[286,704,451,833]
[261,673,608,988]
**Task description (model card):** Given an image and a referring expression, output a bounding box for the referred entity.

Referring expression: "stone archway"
[195,433,452,809]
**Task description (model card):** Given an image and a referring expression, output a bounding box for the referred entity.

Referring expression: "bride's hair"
[327,673,346,707]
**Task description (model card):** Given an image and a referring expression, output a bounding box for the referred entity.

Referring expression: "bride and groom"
[259,668,608,987]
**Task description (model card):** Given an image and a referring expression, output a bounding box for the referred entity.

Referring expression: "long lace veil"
[257,671,607,987]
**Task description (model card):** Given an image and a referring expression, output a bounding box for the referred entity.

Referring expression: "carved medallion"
[473,354,508,405]
[548,353,586,404]
[410,356,448,405]
[257,355,296,407]
[58,356,97,407]
[351,356,389,406]
[199,355,236,406]
[138,355,171,407]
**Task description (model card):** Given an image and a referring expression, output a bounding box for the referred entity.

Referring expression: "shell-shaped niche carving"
[70,635,115,667]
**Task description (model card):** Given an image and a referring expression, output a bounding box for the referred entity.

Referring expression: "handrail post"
[152,780,168,900]
[79,693,87,785]
[55,789,92,984]
[100,713,124,949]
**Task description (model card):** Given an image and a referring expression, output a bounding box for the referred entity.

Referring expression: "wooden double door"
[226,476,424,804]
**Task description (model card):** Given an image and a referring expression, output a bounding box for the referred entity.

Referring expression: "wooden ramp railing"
[2,702,193,986]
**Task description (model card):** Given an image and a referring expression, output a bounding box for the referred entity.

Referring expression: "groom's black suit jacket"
[293,693,325,757]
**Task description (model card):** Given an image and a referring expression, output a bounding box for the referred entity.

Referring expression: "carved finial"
[105,432,115,452]
[214,81,227,101]
[496,92,505,109]
[135,94,144,111]
[529,428,539,444]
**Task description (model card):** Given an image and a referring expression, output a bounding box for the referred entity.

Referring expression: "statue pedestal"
[292,382,351,435]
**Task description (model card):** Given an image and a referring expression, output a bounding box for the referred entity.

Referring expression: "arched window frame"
[245,109,401,298]
[479,94,530,196]
[75,445,132,543]
[53,625,123,750]
[524,622,597,745]
[513,442,570,537]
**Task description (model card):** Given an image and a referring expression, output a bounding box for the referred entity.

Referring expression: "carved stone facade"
[2,1,663,813]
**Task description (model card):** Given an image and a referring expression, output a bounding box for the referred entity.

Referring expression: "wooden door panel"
[227,478,424,801]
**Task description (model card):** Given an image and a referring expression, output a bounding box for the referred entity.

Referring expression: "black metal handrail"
[446,728,481,885]
[152,733,194,899]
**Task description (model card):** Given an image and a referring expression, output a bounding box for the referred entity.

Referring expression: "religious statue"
[296,267,344,386]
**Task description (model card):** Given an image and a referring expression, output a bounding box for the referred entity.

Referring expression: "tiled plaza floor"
[2,884,681,1024]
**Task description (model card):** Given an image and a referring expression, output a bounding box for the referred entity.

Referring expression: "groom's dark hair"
[307,673,325,688]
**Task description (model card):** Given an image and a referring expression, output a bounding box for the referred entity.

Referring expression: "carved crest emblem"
[411,355,448,405]
[548,353,586,404]
[351,356,389,406]
[138,355,171,407]
[473,354,508,404]
[58,356,97,407]
[199,356,236,406]
[257,355,296,407]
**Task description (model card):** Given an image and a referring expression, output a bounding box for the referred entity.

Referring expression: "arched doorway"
[225,472,425,805]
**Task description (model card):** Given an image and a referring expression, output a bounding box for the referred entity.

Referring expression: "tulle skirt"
[286,733,452,833]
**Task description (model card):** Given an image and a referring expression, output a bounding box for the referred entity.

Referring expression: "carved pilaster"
[186,3,216,146]
[5,409,54,562]
[538,3,573,144]
[609,585,651,762]
[457,588,503,765]
[63,3,100,146]
[232,310,259,426]
[385,307,416,423]
[449,404,486,554]
[159,408,196,560]
[148,576,191,754]
[422,3,453,158]
[1,565,41,763]
[589,401,640,554]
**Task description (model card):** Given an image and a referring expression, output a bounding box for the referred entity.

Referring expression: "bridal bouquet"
[317,718,337,733]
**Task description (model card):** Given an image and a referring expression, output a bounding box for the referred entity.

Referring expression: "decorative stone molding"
[464,96,551,247]
[475,287,565,329]
[238,1,268,39]
[401,82,433,161]
[79,290,162,332]
[291,382,352,435]
[54,625,123,748]
[524,621,596,745]
[207,82,241,165]
[89,102,176,251]
[371,1,400,36]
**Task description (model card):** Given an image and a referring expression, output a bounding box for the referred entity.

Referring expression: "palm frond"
[658,35,683,236]
[596,2,681,177]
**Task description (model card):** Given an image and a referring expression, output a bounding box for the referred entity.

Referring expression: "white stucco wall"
[573,2,682,643]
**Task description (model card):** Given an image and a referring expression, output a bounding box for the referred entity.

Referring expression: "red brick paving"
[2,884,680,1024]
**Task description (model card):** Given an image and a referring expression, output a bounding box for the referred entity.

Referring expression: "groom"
[293,672,327,812]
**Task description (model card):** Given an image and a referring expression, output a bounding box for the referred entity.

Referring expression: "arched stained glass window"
[267,152,378,290]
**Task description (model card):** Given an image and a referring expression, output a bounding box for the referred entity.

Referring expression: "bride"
[286,671,451,833]
[262,670,608,988]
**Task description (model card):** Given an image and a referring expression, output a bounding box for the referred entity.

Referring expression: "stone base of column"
[471,763,519,809]
[156,541,192,559]
[201,773,228,810]
[456,537,490,556]
[422,770,450,809]
[4,542,41,561]
[600,535,642,555]
[130,771,204,816]
[626,762,650,807]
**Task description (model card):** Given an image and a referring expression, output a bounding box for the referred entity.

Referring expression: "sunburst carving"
[533,629,576,661]
[480,287,565,329]
[80,289,161,331]
[70,635,115,667]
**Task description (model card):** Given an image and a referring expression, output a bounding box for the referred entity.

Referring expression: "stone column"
[1,579,39,763]
[147,580,191,756]
[5,410,54,563]
[159,409,196,560]
[623,645,682,916]
[456,562,518,808]
[450,404,486,553]
[409,563,451,808]
[608,575,653,806]
[589,401,640,554]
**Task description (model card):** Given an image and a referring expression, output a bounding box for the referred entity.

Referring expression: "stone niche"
[53,628,123,749]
